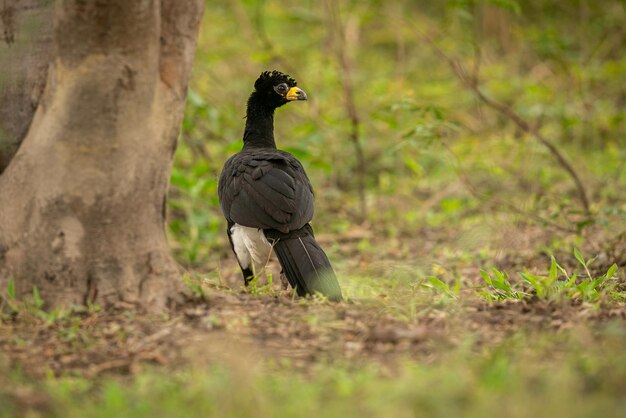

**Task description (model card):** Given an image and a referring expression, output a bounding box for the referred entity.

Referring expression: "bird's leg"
[241,266,255,287]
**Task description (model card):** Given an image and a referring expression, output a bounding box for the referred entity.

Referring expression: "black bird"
[218,71,342,301]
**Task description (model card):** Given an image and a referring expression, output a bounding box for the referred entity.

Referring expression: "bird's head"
[251,70,307,109]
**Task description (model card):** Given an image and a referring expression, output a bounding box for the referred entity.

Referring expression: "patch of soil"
[1,290,624,379]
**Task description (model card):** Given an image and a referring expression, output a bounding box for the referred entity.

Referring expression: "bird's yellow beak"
[286,86,307,101]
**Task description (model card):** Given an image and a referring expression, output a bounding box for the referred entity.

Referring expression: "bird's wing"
[218,150,314,233]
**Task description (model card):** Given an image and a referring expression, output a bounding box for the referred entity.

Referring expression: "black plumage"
[218,71,342,301]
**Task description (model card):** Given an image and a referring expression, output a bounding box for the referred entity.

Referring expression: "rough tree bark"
[0,0,53,173]
[0,0,204,310]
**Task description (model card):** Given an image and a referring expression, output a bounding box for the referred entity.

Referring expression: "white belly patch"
[230,224,273,274]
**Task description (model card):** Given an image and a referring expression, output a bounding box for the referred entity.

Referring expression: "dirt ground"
[1,225,625,382]
[2,287,625,380]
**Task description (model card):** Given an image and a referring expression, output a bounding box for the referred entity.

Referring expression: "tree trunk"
[0,0,53,174]
[0,0,204,310]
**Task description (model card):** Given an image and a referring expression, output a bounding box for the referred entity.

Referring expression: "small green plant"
[421,276,454,296]
[480,249,623,303]
[521,250,621,302]
[0,277,79,323]
[519,256,567,299]
[3,274,18,313]
[246,272,280,297]
[419,276,460,307]
[479,268,525,301]
[184,274,207,300]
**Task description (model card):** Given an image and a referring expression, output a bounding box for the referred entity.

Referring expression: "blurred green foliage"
[168,0,626,269]
[3,328,626,418]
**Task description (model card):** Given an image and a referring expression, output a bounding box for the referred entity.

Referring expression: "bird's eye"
[274,83,289,94]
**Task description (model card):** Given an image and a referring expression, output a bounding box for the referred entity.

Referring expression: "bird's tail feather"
[267,225,342,301]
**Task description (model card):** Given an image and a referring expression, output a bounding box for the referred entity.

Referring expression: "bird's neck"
[243,93,277,149]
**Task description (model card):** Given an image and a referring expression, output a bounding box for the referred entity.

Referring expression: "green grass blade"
[7,275,15,300]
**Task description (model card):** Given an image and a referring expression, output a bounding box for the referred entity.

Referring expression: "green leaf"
[425,276,451,295]
[555,262,570,280]
[566,273,578,288]
[605,264,618,280]
[573,248,586,267]
[480,270,493,286]
[491,269,511,292]
[403,156,423,177]
[549,256,558,282]
[520,272,542,296]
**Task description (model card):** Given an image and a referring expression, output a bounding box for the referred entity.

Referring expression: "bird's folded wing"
[218,152,314,233]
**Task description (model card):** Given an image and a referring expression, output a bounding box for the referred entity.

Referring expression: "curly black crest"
[254,70,297,92]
